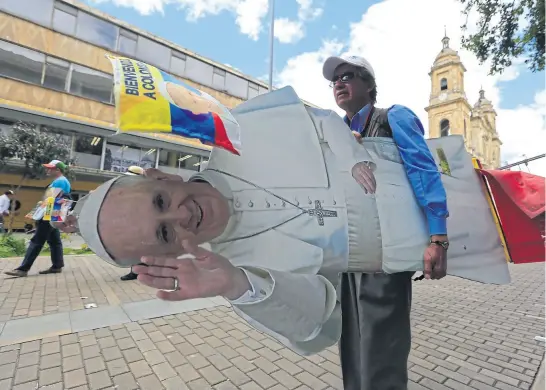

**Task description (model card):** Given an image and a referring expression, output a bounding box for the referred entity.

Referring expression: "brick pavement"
[0,257,543,389]
[0,256,157,321]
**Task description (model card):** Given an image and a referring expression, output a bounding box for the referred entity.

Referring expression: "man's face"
[332,64,373,113]
[6,193,13,200]
[97,171,230,261]
[45,168,54,176]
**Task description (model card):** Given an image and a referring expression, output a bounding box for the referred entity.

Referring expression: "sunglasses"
[329,71,357,88]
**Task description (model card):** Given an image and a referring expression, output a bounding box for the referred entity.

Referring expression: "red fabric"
[478,169,545,264]
[211,113,240,156]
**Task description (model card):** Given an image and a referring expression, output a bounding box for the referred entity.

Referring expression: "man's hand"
[352,131,363,143]
[51,215,78,233]
[133,241,251,301]
[352,162,376,194]
[423,235,448,280]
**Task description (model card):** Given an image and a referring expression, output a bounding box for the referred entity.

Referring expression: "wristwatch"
[430,239,449,250]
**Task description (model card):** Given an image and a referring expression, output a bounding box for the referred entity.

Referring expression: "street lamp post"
[268,0,275,91]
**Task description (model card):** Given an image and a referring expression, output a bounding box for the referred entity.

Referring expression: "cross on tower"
[307,200,338,226]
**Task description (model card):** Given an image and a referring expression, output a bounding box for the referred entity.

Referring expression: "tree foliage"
[0,122,75,232]
[0,122,74,180]
[461,0,545,75]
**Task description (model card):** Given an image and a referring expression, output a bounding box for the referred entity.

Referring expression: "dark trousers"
[18,219,64,272]
[339,272,413,390]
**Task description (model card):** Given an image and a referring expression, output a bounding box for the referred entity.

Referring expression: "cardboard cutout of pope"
[55,86,510,355]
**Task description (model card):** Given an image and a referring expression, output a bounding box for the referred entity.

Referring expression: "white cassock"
[190,86,510,355]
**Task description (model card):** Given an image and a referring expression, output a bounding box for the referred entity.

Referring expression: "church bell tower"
[425,31,472,145]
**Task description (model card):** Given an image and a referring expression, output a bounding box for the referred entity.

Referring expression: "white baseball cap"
[322,54,375,81]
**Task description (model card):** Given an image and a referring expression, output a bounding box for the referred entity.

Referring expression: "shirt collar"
[343,103,373,132]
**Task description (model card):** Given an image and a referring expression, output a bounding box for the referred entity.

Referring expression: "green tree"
[0,122,75,233]
[461,0,545,75]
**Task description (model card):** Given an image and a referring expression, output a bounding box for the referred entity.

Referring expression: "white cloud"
[496,90,546,173]
[94,0,269,40]
[273,0,323,44]
[276,0,545,176]
[296,0,323,21]
[92,0,166,14]
[98,0,323,43]
[274,18,304,44]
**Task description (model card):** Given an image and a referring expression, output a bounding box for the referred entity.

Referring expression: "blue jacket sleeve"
[387,105,449,235]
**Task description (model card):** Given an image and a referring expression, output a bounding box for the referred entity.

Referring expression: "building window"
[225,73,249,99]
[139,148,157,169]
[212,68,226,90]
[440,78,448,91]
[248,83,259,99]
[104,143,140,173]
[440,119,450,137]
[0,0,54,27]
[117,29,138,57]
[76,12,119,50]
[170,52,186,76]
[0,118,14,137]
[136,36,171,69]
[185,56,213,87]
[103,144,156,172]
[0,40,45,85]
[70,65,112,103]
[75,135,103,155]
[158,150,200,174]
[52,1,78,36]
[42,57,70,91]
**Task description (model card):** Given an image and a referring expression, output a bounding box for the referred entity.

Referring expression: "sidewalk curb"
[531,355,545,390]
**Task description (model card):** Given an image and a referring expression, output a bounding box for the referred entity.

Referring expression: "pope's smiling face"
[97,171,230,261]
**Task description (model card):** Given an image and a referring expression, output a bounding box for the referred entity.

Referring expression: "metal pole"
[499,154,545,170]
[268,0,275,91]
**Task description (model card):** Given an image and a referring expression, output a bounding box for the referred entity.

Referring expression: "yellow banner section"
[473,158,511,263]
[109,56,173,133]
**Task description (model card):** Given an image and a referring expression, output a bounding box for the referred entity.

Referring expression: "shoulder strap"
[363,107,392,138]
[359,106,375,136]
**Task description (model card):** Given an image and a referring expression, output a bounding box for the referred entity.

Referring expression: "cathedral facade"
[425,34,502,169]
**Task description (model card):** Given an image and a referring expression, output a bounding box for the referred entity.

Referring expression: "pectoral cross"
[307,200,337,226]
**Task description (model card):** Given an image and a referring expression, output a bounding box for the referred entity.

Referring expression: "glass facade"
[0,39,113,104]
[0,0,270,103]
[158,150,201,175]
[0,117,209,178]
[70,65,112,103]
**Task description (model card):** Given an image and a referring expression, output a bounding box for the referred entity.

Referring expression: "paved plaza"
[0,255,543,390]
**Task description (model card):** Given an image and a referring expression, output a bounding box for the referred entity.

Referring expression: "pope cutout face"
[165,82,225,116]
[96,170,230,261]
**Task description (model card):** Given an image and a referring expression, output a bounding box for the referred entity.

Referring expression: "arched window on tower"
[440,119,450,137]
[440,78,448,91]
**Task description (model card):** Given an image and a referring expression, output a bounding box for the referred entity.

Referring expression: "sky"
[86,0,545,175]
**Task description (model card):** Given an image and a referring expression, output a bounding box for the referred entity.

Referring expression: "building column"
[100,139,107,170]
[69,134,75,160]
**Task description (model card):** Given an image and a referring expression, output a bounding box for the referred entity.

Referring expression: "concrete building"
[0,0,281,229]
[425,33,502,169]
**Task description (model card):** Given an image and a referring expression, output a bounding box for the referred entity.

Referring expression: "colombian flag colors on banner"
[479,169,545,264]
[107,55,242,155]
